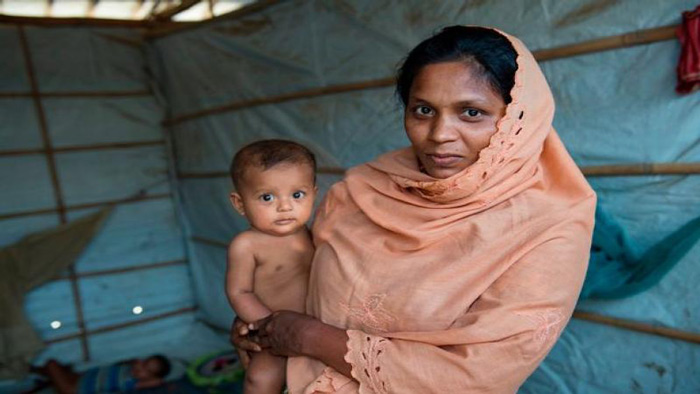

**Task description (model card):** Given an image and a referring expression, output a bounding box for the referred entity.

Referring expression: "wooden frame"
[177,163,700,179]
[146,0,282,38]
[0,140,165,157]
[18,24,92,360]
[0,193,172,221]
[161,24,679,126]
[573,310,700,345]
[45,306,197,344]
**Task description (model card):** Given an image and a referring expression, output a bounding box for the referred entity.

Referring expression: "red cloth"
[677,5,700,94]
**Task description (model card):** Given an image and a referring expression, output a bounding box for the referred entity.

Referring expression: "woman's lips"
[427,154,462,166]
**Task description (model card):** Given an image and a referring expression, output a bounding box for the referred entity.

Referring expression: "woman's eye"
[413,106,434,116]
[292,191,306,199]
[463,108,482,118]
[259,194,274,202]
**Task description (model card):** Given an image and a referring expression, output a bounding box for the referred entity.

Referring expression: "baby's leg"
[244,350,286,394]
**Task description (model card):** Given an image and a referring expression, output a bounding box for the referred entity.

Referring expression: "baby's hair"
[230,139,317,190]
[149,354,171,379]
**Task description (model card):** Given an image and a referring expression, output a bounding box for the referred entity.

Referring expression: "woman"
[234,26,596,393]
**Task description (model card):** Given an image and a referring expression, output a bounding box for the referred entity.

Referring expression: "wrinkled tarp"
[148,0,700,392]
[0,209,110,379]
[582,204,700,299]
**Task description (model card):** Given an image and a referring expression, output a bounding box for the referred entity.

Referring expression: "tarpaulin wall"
[149,0,700,392]
[0,25,222,380]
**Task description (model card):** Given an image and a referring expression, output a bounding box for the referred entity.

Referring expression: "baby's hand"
[230,317,261,369]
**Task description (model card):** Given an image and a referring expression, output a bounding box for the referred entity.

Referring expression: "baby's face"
[130,357,162,380]
[232,163,317,236]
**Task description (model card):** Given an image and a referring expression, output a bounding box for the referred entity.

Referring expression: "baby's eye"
[413,105,434,116]
[462,108,482,118]
[292,191,306,199]
[259,193,274,202]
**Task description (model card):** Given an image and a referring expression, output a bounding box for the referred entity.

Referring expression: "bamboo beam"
[162,24,678,126]
[0,14,150,28]
[163,78,393,125]
[0,192,172,221]
[152,0,201,21]
[146,0,282,38]
[18,24,91,361]
[581,162,700,176]
[45,306,197,344]
[573,310,700,345]
[177,166,346,179]
[176,163,700,180]
[533,25,677,61]
[0,140,165,157]
[0,89,150,98]
[57,259,187,280]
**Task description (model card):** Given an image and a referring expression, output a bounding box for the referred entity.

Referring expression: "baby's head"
[229,139,317,236]
[130,354,170,381]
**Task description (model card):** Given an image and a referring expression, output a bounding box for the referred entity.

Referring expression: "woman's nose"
[428,115,459,143]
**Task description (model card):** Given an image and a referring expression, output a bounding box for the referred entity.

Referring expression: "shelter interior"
[1,0,699,393]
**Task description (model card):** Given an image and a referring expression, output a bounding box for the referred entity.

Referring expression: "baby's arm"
[226,233,272,323]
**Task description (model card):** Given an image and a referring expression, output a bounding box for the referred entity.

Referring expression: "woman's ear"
[230,192,246,216]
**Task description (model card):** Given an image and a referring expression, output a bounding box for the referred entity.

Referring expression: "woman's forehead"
[410,61,504,105]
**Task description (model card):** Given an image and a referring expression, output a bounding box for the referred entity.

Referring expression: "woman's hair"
[396,26,518,105]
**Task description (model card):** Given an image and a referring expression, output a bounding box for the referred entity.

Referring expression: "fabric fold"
[0,208,112,379]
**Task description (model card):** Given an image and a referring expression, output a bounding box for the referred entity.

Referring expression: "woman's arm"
[250,311,353,378]
[339,227,591,393]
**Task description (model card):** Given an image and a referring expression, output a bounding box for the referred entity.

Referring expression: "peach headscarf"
[288,28,596,394]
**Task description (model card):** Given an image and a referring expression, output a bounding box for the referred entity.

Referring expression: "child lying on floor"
[30,355,170,394]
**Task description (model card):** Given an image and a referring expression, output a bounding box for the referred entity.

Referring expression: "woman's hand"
[251,311,354,378]
[250,310,318,357]
[229,317,261,369]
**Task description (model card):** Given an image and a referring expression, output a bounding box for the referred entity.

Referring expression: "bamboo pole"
[573,310,700,345]
[151,0,201,22]
[162,24,678,126]
[0,193,171,221]
[146,0,282,38]
[45,306,197,344]
[176,163,700,180]
[57,259,187,280]
[0,140,165,157]
[0,90,151,98]
[18,24,92,361]
[177,166,346,179]
[581,162,700,176]
[0,14,151,28]
[164,78,393,125]
[533,25,677,61]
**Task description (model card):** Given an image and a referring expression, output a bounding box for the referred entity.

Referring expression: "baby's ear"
[230,192,246,216]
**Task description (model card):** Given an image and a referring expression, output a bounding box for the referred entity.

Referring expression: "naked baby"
[226,139,317,394]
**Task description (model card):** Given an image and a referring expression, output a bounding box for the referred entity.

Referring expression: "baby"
[31,355,170,394]
[226,139,317,394]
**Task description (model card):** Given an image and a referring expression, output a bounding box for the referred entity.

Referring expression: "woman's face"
[404,61,506,179]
